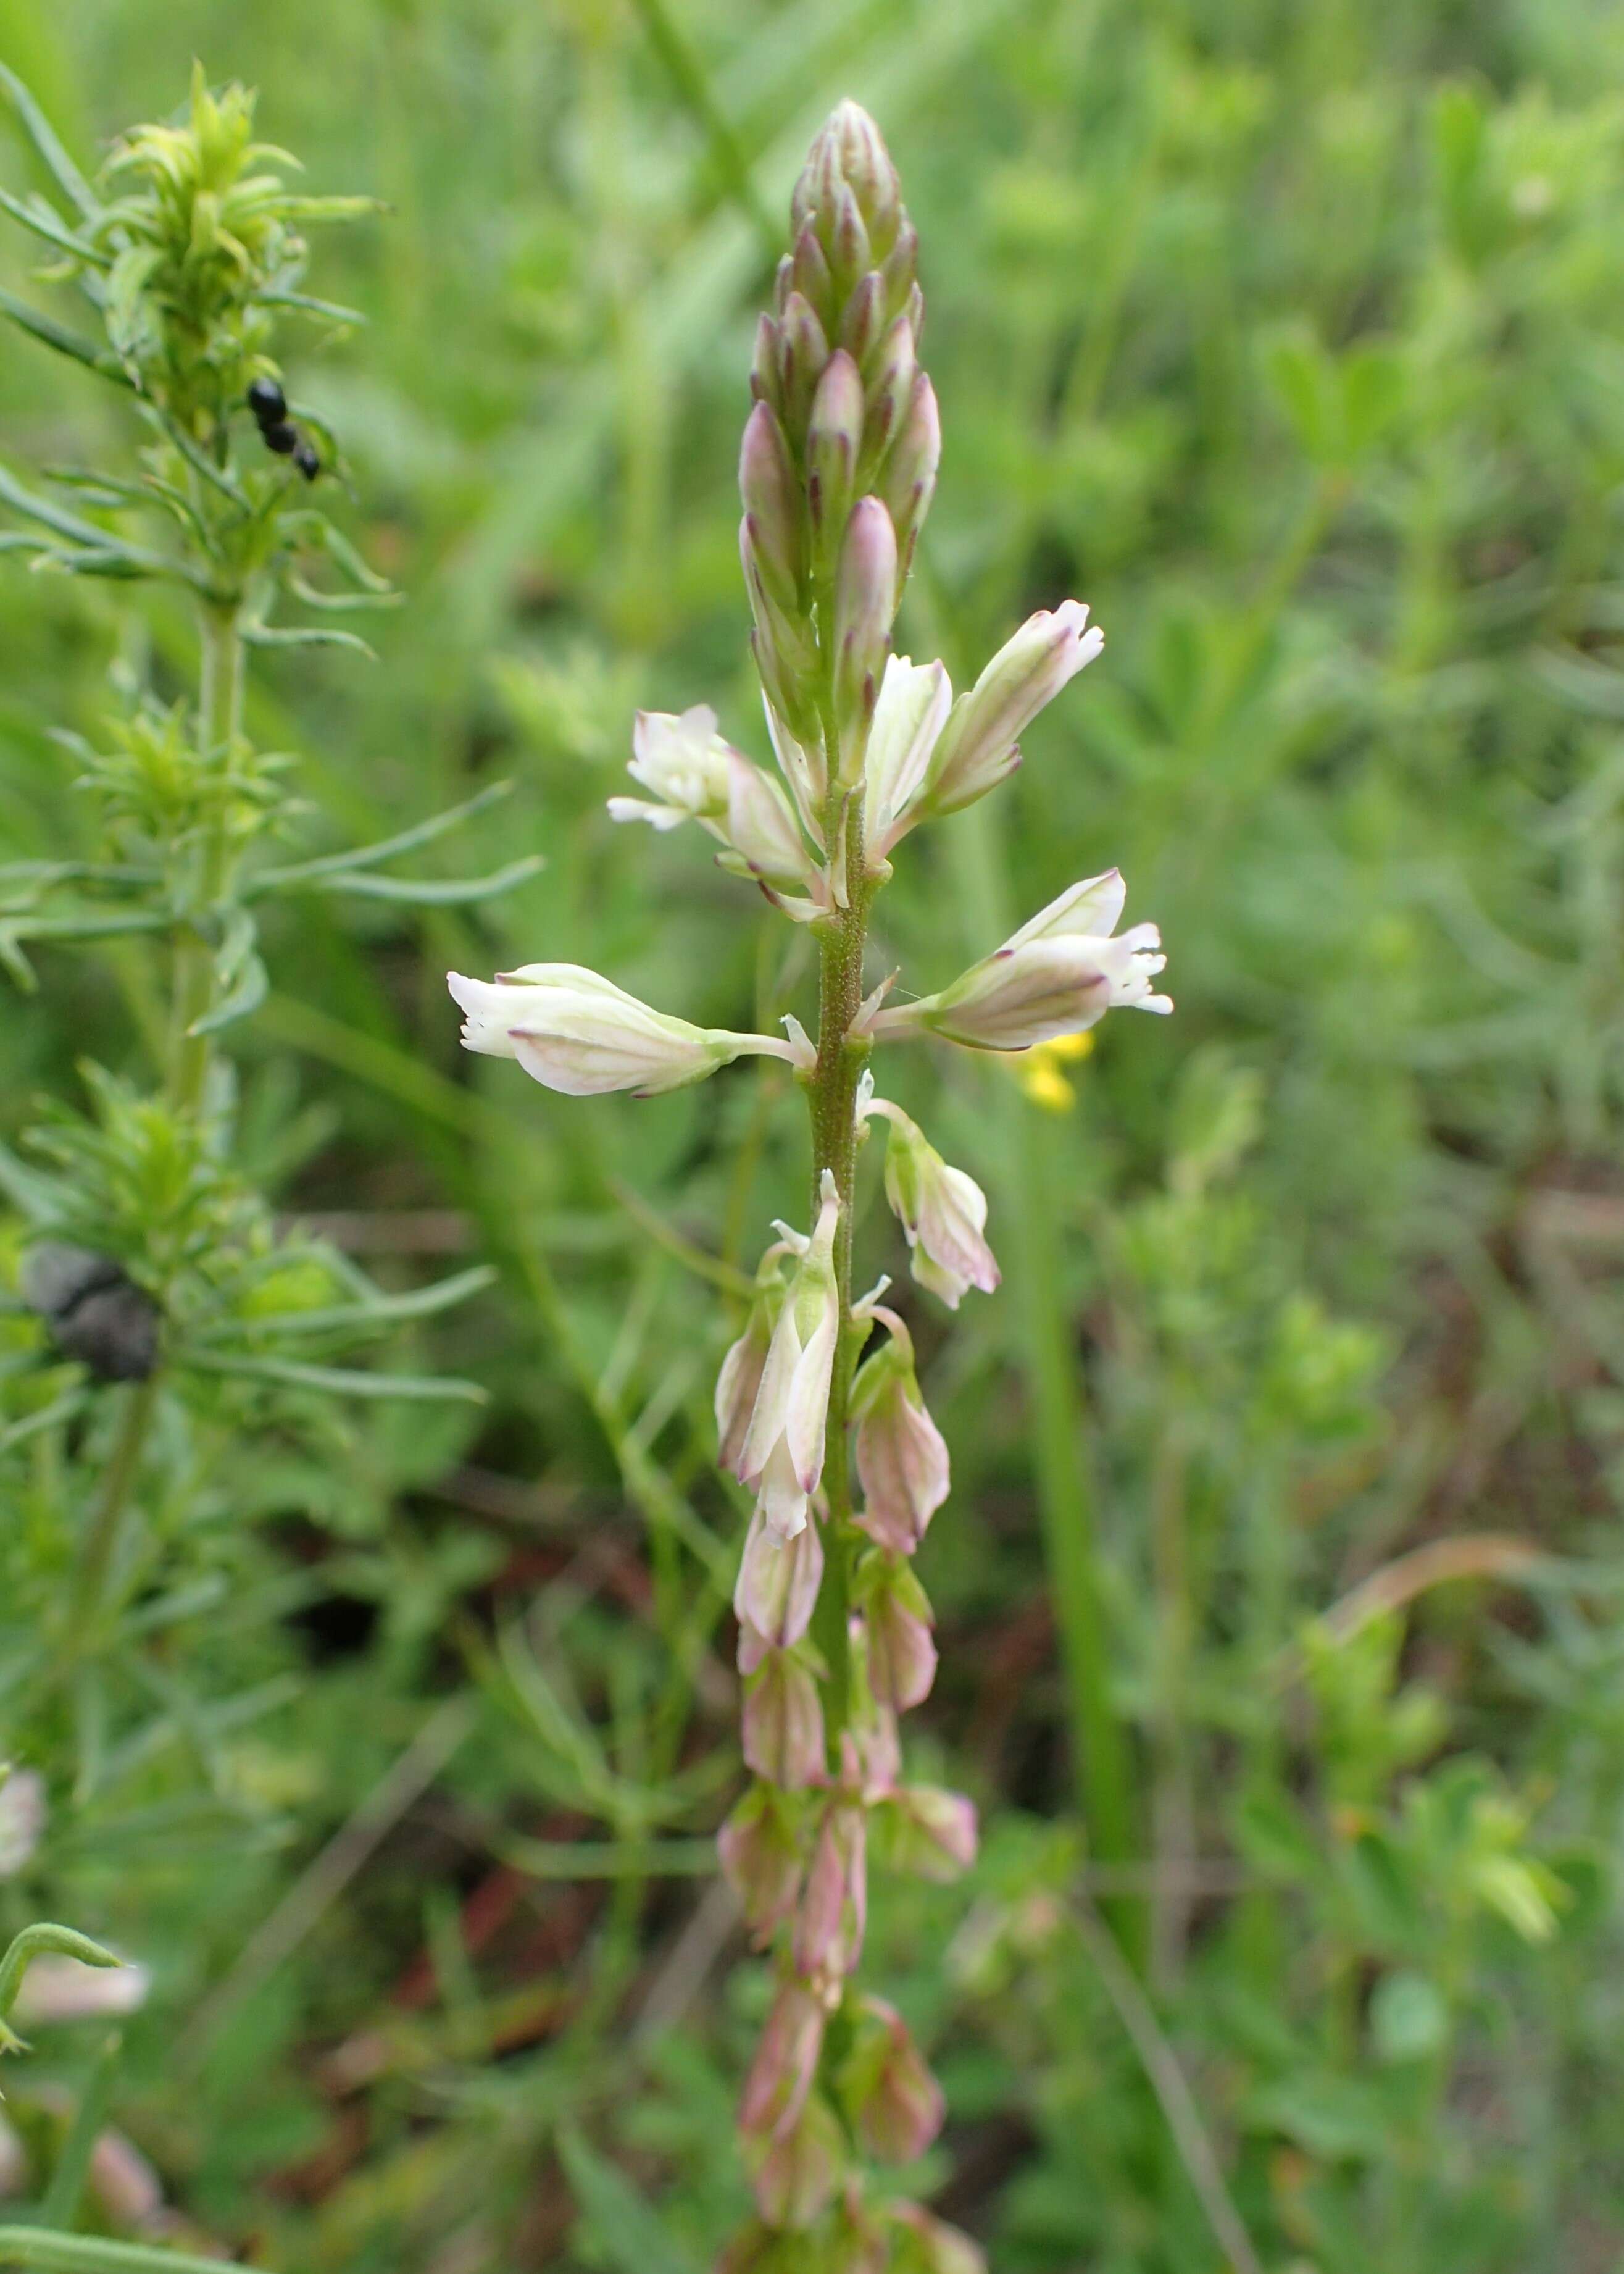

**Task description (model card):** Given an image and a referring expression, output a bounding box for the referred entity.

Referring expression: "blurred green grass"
[4,0,1624,2267]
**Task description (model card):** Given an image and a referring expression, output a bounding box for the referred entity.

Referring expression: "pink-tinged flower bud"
[749,314,783,414]
[851,1318,949,1555]
[777,290,830,442]
[735,1505,824,1651]
[449,965,797,1097]
[923,600,1104,817]
[886,1783,978,1883]
[746,2091,844,2230]
[742,520,821,743]
[859,316,917,486]
[806,349,864,572]
[718,1785,804,1945]
[838,268,886,369]
[883,2203,988,2274]
[737,1175,842,1540]
[879,220,920,324]
[833,497,898,749]
[878,373,941,574]
[607,704,732,832]
[862,654,950,866]
[739,1978,827,2141]
[857,1553,938,1713]
[875,876,1171,1051]
[863,1102,999,1308]
[789,222,835,327]
[827,181,872,291]
[743,1650,826,1789]
[793,1800,867,1984]
[717,1286,780,1479]
[739,403,804,608]
[839,1996,946,2164]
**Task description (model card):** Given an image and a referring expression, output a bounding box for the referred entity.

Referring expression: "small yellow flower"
[1013,1029,1094,1111]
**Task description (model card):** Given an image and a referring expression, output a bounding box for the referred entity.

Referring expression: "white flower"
[875,870,1170,1051]
[609,704,817,897]
[736,1173,843,1540]
[860,1093,997,1308]
[448,964,795,1097]
[923,601,1104,817]
[607,705,731,830]
[862,654,951,868]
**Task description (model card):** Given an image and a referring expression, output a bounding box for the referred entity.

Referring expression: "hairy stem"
[69,595,242,1644]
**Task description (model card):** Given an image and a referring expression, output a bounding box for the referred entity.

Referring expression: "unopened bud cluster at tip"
[741,102,938,784]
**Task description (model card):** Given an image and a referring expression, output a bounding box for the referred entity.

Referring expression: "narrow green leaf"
[557,2126,704,2274]
[0,288,129,388]
[196,1264,495,1345]
[241,620,377,658]
[294,857,544,906]
[181,1350,487,1403]
[0,2231,257,2274]
[251,781,515,890]
[0,61,99,222]
[0,185,106,264]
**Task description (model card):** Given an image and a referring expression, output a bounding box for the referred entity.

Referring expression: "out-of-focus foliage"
[2,1,1623,2268]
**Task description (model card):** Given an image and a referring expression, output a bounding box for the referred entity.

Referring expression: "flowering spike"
[446,88,1173,2258]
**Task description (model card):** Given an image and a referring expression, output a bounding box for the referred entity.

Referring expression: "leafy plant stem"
[70,595,243,1647]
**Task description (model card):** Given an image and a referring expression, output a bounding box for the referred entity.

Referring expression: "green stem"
[169,600,243,1110]
[68,596,242,1645]
[70,1376,159,1628]
[805,582,873,1758]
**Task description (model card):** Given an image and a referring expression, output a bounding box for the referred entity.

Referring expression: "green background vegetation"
[3,0,1624,2266]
